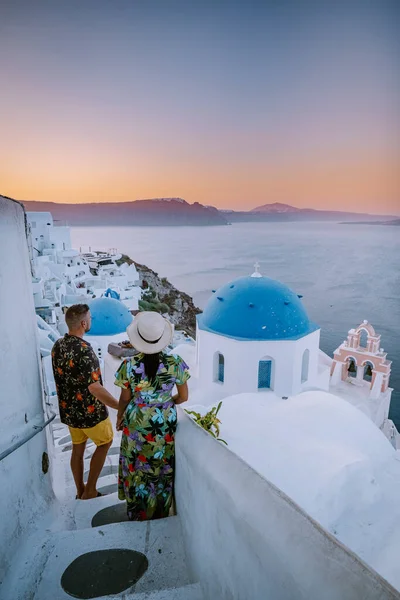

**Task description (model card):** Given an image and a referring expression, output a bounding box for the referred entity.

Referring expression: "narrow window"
[218,354,224,383]
[213,352,225,383]
[258,360,272,389]
[359,329,368,349]
[301,349,310,383]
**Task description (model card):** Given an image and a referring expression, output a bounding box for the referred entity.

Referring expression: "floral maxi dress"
[114,353,190,521]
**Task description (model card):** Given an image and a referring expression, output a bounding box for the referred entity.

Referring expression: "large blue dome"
[88,297,133,336]
[197,276,318,341]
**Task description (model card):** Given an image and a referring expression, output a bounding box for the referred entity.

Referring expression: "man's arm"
[88,382,119,410]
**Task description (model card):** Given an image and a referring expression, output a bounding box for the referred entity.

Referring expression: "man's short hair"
[65,303,90,329]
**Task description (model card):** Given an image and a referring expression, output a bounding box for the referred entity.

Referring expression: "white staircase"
[1,417,204,600]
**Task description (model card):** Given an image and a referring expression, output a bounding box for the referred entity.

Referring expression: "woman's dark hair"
[142,352,161,382]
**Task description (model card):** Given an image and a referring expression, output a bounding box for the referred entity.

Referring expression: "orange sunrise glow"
[1,1,399,215]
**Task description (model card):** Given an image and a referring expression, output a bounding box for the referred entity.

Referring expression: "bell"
[348,360,356,373]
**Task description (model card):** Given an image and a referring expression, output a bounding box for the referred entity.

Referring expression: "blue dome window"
[213,352,225,383]
[88,297,133,336]
[258,359,273,389]
[198,275,319,341]
[218,356,224,382]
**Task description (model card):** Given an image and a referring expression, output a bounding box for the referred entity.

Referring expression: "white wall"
[26,211,53,251]
[51,225,72,250]
[197,327,321,398]
[175,409,400,600]
[0,197,53,580]
[85,332,128,371]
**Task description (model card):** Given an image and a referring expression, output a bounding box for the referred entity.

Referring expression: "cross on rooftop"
[251,261,262,278]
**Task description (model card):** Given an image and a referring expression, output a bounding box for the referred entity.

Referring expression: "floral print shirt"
[114,352,190,411]
[114,352,190,520]
[52,334,108,428]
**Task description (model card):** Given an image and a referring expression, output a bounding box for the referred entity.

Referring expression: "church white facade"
[196,266,330,398]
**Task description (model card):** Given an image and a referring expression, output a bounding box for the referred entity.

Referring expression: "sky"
[0,0,399,214]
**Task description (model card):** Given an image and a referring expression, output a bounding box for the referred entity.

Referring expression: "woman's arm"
[116,387,132,430]
[172,382,188,405]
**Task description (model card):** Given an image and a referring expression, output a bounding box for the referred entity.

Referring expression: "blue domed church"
[88,297,133,337]
[196,265,328,398]
[84,297,133,363]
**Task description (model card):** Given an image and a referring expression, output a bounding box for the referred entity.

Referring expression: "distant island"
[340,219,400,226]
[17,197,399,226]
[222,202,399,223]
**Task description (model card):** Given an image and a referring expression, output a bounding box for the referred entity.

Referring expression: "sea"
[71,221,400,427]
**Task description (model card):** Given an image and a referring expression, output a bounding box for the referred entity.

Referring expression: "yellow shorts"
[68,417,114,446]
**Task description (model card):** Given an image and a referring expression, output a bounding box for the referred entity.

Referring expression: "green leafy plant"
[185,401,227,445]
[139,299,170,314]
[142,287,156,301]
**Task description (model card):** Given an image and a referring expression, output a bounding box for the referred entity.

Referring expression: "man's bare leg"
[81,441,112,499]
[71,441,87,499]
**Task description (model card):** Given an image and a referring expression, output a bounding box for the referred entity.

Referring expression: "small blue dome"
[88,297,133,336]
[197,276,318,341]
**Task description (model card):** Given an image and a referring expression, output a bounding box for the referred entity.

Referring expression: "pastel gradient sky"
[1,0,399,214]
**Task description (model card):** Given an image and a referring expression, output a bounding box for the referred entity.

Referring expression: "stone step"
[109,582,204,599]
[33,516,196,599]
[74,491,122,529]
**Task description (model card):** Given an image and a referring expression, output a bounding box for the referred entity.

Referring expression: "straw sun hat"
[127,311,173,354]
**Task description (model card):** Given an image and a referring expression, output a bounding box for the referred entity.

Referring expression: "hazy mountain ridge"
[21,198,228,226]
[251,202,302,213]
[19,197,398,225]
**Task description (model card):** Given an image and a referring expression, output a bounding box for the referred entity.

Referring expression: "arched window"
[213,352,224,383]
[359,329,368,349]
[363,361,374,382]
[301,349,310,383]
[258,358,273,389]
[347,357,357,378]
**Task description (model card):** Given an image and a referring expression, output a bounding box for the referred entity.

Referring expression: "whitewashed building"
[25,212,142,332]
[196,265,329,398]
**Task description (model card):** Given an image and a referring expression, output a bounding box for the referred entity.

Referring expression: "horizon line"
[14,196,400,217]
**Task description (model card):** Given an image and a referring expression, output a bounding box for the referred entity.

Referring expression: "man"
[52,303,119,499]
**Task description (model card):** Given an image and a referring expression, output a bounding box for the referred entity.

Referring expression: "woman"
[115,311,190,521]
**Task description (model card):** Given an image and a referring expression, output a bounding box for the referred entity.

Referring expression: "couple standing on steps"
[52,303,189,518]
